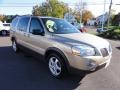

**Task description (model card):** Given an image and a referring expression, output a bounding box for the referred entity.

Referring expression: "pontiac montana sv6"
[10,15,112,78]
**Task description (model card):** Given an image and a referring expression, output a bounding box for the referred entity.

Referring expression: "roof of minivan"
[16,15,61,19]
[38,16,60,19]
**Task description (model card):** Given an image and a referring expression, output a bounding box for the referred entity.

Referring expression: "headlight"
[109,45,112,53]
[72,44,95,56]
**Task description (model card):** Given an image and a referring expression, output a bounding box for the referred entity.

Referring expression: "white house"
[96,13,108,26]
[87,18,96,26]
[87,13,108,26]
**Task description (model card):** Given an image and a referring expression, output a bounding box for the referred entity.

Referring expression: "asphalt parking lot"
[0,36,120,90]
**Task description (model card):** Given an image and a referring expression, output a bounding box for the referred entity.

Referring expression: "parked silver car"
[10,15,112,78]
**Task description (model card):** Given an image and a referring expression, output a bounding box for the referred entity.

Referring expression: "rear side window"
[11,18,18,30]
[17,17,30,32]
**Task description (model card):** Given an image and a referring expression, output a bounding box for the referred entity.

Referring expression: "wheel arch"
[11,36,16,42]
[44,47,70,71]
[11,36,15,41]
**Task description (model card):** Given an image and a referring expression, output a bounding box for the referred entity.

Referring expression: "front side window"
[29,18,43,33]
[41,18,80,34]
[17,17,30,32]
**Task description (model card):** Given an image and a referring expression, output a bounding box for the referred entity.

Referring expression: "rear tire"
[12,40,19,53]
[47,53,67,78]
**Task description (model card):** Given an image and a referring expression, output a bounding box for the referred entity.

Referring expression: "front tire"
[1,30,7,36]
[47,53,67,78]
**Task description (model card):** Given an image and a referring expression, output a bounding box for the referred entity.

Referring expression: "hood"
[53,33,109,48]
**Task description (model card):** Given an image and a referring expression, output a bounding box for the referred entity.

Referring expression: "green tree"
[112,13,120,26]
[32,0,68,18]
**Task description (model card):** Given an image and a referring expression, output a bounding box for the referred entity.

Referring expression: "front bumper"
[67,54,112,72]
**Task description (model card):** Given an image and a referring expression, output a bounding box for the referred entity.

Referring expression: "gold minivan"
[10,15,112,78]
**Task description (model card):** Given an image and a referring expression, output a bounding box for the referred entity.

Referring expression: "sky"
[0,0,120,17]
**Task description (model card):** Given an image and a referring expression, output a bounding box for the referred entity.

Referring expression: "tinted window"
[11,18,18,30]
[17,17,30,32]
[29,18,43,33]
[41,18,80,34]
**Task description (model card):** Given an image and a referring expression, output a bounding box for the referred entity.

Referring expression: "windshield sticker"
[46,20,55,32]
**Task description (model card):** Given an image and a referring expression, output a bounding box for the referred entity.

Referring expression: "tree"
[82,10,94,25]
[112,13,120,26]
[74,2,94,24]
[32,5,41,16]
[32,0,68,18]
[74,9,94,24]
[0,14,5,22]
[74,2,87,23]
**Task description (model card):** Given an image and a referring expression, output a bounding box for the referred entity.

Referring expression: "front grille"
[100,48,109,57]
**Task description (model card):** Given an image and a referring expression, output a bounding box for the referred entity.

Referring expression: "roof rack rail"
[19,14,32,16]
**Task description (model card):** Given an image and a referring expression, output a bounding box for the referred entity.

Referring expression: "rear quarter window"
[11,18,19,30]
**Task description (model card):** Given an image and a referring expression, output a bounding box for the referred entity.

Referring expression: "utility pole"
[68,4,70,23]
[46,0,52,14]
[102,0,106,31]
[80,0,82,24]
[107,0,112,30]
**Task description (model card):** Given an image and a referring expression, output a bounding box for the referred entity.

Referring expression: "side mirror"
[32,29,44,36]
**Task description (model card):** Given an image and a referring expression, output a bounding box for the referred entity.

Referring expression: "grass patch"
[98,28,120,40]
[97,26,115,29]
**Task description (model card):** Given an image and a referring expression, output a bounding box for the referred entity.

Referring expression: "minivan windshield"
[41,18,80,34]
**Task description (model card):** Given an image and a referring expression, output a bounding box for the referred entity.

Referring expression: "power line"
[0,2,117,5]
[0,4,113,7]
[0,3,39,4]
[0,2,119,7]
[0,6,34,7]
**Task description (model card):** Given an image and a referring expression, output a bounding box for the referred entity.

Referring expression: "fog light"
[87,61,97,71]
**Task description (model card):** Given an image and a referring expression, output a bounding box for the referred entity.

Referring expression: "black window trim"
[29,17,44,34]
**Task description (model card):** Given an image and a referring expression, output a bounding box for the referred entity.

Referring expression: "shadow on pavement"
[0,46,86,90]
[116,47,120,50]
[0,35,10,37]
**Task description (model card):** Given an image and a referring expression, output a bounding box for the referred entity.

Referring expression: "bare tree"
[74,1,87,23]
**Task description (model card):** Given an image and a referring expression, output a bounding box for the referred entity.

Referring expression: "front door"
[25,17,48,55]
